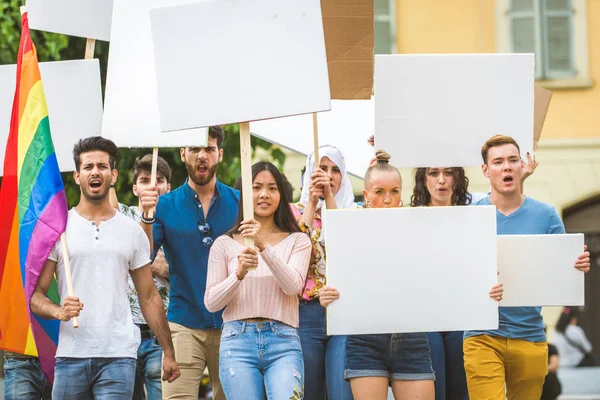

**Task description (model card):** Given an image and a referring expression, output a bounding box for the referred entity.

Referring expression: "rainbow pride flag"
[0,9,68,382]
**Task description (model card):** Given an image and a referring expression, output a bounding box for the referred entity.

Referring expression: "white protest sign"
[324,206,499,335]
[102,0,207,148]
[251,100,374,178]
[25,0,113,41]
[0,59,103,174]
[499,234,585,307]
[375,54,534,168]
[149,0,331,131]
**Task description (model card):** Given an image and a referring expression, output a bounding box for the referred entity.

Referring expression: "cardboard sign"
[25,0,113,41]
[324,206,499,335]
[251,100,374,178]
[322,0,374,100]
[102,0,208,148]
[499,234,585,307]
[534,86,552,151]
[374,54,535,168]
[149,0,331,132]
[0,60,103,174]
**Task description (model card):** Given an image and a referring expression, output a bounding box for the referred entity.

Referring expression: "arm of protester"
[574,244,591,273]
[520,152,539,194]
[139,185,159,252]
[131,264,180,383]
[204,237,244,312]
[151,248,169,282]
[300,169,331,228]
[489,283,503,302]
[319,286,340,307]
[30,258,83,321]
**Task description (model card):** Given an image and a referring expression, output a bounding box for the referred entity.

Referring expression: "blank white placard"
[375,54,534,168]
[251,100,374,179]
[324,206,499,335]
[0,60,103,174]
[102,0,208,148]
[149,0,331,131]
[26,0,113,41]
[499,234,585,307]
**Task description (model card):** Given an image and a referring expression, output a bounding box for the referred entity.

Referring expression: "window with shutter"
[509,0,575,80]
[375,0,396,54]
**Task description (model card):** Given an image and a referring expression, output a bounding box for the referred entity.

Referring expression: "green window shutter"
[509,0,542,78]
[375,0,392,54]
[540,0,575,78]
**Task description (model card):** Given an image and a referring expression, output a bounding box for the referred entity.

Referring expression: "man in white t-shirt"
[31,137,180,399]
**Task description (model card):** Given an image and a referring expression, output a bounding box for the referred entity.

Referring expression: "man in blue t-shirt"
[463,135,591,400]
[141,126,239,400]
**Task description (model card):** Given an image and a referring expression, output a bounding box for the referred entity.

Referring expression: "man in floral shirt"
[116,154,172,400]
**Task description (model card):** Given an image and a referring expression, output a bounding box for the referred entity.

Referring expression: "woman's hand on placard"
[319,285,340,307]
[236,247,259,280]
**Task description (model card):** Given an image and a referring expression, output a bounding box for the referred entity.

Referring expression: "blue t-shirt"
[153,179,240,329]
[465,196,565,343]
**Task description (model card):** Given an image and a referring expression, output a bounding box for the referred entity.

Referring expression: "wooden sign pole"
[147,147,159,219]
[60,234,79,328]
[312,112,320,166]
[59,37,97,329]
[239,122,255,250]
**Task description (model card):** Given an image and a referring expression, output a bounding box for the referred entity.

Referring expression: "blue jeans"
[133,337,163,400]
[4,357,52,400]
[345,333,434,381]
[52,357,136,399]
[219,320,304,399]
[298,300,353,400]
[427,331,468,400]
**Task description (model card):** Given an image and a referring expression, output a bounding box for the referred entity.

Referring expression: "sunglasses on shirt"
[197,221,214,247]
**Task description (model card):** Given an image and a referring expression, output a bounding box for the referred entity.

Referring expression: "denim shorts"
[345,333,435,381]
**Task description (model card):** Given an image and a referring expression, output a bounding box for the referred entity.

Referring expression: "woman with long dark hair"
[204,162,311,399]
[410,167,473,400]
[553,307,595,367]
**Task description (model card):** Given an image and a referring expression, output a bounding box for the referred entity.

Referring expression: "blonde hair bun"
[375,150,391,164]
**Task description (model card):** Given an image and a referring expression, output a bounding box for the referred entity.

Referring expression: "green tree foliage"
[1,0,286,207]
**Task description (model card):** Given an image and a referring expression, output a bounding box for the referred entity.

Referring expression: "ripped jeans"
[219,320,304,400]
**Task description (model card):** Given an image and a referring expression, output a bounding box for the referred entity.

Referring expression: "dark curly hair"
[410,167,472,206]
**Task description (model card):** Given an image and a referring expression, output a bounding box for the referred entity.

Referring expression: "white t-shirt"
[48,208,151,358]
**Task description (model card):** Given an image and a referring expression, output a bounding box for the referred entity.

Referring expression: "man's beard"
[186,161,218,186]
[81,181,111,202]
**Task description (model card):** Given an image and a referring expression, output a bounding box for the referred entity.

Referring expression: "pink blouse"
[204,233,311,328]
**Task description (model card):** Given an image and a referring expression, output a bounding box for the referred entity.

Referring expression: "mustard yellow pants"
[463,334,548,400]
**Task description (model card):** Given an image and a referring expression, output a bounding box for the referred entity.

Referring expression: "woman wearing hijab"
[291,145,357,400]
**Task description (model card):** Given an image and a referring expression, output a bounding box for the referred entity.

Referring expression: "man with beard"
[31,136,180,398]
[142,126,239,400]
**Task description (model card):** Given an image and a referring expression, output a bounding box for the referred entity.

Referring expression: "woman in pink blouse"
[205,161,311,400]
[291,145,356,400]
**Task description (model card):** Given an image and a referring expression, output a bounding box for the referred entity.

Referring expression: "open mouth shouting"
[89,178,103,191]
[196,163,209,176]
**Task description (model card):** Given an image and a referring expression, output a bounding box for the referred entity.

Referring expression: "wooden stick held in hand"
[60,233,79,328]
[239,122,255,254]
[147,147,159,219]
